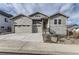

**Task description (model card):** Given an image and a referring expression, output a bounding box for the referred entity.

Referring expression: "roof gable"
[11,14,26,19]
[10,14,31,20]
[29,12,48,17]
[50,13,69,18]
[13,15,32,25]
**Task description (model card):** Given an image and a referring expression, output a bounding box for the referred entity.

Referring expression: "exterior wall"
[0,14,12,33]
[49,15,67,35]
[12,16,32,33]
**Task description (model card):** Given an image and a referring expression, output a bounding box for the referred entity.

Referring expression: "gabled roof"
[10,14,31,20]
[29,12,48,17]
[0,10,13,18]
[50,12,69,18]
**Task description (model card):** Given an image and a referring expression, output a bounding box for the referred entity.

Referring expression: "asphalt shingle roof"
[0,10,13,18]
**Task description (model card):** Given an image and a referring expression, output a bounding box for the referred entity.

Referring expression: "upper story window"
[35,15,40,17]
[33,20,42,24]
[54,19,57,24]
[5,18,8,22]
[58,19,61,24]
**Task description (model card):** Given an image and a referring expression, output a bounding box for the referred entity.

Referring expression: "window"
[54,19,57,24]
[5,18,8,22]
[7,27,11,32]
[58,19,61,24]
[33,20,42,24]
[1,26,4,28]
[35,15,40,17]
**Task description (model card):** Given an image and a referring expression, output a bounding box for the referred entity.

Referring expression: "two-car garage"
[14,25,32,33]
[11,14,32,33]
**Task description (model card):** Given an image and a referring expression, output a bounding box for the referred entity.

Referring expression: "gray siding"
[0,14,12,32]
[49,15,67,35]
[30,13,47,19]
[14,17,32,25]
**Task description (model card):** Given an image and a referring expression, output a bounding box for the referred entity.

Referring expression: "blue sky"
[0,3,79,25]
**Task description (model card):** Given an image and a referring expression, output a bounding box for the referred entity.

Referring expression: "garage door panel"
[15,25,32,33]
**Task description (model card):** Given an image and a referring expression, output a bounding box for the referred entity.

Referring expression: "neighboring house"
[49,13,69,36]
[29,12,48,33]
[0,10,13,33]
[10,14,32,33]
[67,24,79,31]
[67,24,79,35]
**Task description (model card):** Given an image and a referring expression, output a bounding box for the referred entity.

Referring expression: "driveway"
[0,33,43,42]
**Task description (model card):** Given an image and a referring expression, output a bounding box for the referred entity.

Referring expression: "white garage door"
[14,25,32,33]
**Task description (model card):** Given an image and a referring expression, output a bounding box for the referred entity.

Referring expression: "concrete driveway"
[0,33,43,42]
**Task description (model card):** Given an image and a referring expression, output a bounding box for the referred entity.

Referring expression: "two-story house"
[49,13,69,36]
[0,10,13,33]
